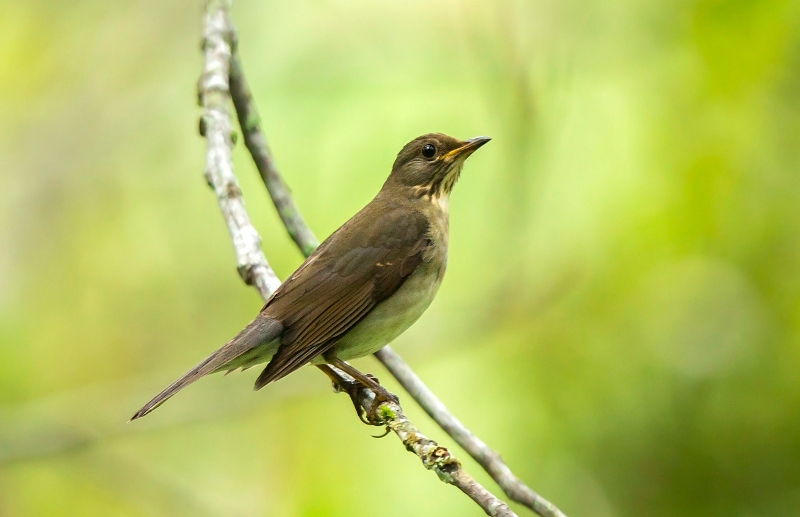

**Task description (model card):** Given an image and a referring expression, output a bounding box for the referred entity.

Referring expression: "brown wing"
[254,202,431,388]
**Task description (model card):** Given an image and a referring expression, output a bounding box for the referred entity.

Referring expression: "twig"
[324,369,517,517]
[228,53,319,258]
[227,18,567,517]
[200,3,518,516]
[375,348,566,517]
[199,0,280,299]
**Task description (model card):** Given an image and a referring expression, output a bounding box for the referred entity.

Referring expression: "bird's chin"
[438,163,464,195]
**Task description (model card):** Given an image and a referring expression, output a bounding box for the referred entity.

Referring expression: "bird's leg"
[327,358,400,424]
[316,364,371,425]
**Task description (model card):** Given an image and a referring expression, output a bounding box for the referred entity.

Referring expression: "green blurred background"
[2,0,800,515]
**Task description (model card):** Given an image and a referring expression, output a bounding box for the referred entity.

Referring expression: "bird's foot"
[341,379,373,425]
[340,378,399,427]
[364,384,400,424]
[317,361,401,427]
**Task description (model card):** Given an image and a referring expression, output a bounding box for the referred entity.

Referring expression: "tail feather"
[130,316,283,421]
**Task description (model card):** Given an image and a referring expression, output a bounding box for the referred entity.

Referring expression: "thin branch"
[324,369,517,517]
[201,3,518,516]
[199,0,280,299]
[227,19,567,517]
[375,348,566,517]
[229,53,320,258]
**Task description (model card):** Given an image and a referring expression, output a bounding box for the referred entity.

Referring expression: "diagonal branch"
[199,1,280,299]
[228,51,319,258]
[226,14,566,517]
[319,367,517,517]
[200,2,519,516]
[375,348,565,517]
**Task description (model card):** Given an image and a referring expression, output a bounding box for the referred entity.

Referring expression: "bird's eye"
[422,144,436,159]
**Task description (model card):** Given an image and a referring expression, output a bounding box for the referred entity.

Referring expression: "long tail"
[130,316,283,421]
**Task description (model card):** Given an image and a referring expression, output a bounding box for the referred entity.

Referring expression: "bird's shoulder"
[263,195,433,318]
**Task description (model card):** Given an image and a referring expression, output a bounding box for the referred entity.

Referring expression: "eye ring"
[421,143,436,159]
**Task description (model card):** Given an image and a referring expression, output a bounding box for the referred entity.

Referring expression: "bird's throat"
[431,192,449,215]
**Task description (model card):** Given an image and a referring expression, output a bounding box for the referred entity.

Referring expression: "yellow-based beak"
[441,136,491,161]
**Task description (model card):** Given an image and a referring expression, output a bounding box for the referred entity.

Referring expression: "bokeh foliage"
[1,0,799,515]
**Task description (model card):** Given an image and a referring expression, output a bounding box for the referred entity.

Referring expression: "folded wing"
[254,203,431,388]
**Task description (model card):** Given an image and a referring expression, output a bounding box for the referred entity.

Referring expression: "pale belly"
[313,260,445,362]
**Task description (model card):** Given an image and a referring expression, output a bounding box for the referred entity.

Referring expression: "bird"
[130,133,490,421]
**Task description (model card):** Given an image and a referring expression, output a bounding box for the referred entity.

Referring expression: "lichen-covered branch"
[375,347,566,517]
[320,368,517,517]
[226,23,567,517]
[199,0,280,299]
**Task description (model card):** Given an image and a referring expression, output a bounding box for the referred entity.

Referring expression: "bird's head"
[384,133,490,198]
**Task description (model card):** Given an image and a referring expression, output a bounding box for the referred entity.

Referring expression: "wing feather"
[254,288,374,388]
[253,202,431,388]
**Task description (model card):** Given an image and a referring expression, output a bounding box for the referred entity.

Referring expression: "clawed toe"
[318,361,401,426]
[343,381,400,426]
[331,377,371,424]
[365,387,400,423]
